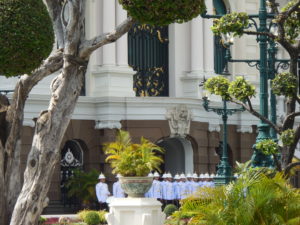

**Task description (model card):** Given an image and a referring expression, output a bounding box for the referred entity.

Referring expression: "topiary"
[271,72,297,97]
[0,0,54,77]
[211,12,249,37]
[78,210,107,225]
[83,211,101,225]
[255,139,279,155]
[163,204,178,217]
[118,0,206,26]
[228,76,256,101]
[204,76,231,100]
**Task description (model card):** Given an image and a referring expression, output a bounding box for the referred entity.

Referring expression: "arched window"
[213,0,227,74]
[128,24,169,96]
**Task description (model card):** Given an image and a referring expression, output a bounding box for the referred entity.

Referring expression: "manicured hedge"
[119,0,206,26]
[0,0,54,77]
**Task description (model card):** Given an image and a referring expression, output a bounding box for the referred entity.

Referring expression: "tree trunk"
[0,141,6,225]
[282,55,299,168]
[10,62,86,225]
[6,0,133,223]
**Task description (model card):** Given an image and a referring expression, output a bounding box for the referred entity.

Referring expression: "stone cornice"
[18,95,260,127]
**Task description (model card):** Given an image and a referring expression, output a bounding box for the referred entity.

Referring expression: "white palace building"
[0,0,298,212]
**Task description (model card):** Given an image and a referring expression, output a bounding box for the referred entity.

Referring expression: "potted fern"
[103,130,164,197]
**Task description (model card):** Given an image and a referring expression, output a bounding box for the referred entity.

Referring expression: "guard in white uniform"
[186,173,193,195]
[163,173,175,206]
[95,173,110,211]
[191,173,200,194]
[208,173,215,187]
[178,173,188,200]
[201,173,211,187]
[173,174,180,207]
[145,172,154,198]
[113,174,125,198]
[161,172,168,205]
[152,172,163,201]
[198,173,204,187]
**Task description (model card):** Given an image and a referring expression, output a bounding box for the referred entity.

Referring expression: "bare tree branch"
[287,125,300,165]
[275,0,300,54]
[4,49,63,178]
[284,161,300,176]
[282,0,300,19]
[283,111,300,129]
[80,17,135,59]
[243,30,276,39]
[230,98,282,134]
[45,0,65,48]
[272,153,282,172]
[268,0,280,14]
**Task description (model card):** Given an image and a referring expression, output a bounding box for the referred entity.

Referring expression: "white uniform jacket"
[113,181,125,198]
[95,182,110,202]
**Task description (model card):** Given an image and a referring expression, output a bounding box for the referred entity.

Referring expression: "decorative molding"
[208,123,221,132]
[237,125,253,133]
[95,120,122,130]
[166,105,192,138]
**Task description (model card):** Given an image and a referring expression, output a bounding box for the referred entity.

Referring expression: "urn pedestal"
[105,198,166,225]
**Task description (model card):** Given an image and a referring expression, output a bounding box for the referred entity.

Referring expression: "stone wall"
[21,119,258,202]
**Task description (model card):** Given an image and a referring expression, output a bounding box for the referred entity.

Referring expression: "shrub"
[84,211,100,225]
[0,0,54,77]
[163,204,178,217]
[118,0,206,26]
[38,216,47,225]
[78,210,107,225]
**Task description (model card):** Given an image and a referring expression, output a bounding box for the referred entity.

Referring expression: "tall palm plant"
[169,168,300,225]
[104,130,164,176]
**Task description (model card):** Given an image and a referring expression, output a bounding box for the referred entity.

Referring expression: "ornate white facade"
[1,0,286,132]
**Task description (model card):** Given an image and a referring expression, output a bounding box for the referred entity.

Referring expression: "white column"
[89,0,135,97]
[203,0,215,74]
[86,0,102,67]
[181,17,206,98]
[190,17,204,73]
[102,0,116,66]
[116,3,129,67]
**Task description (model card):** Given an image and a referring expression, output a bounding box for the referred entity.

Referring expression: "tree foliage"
[65,169,99,205]
[228,76,256,101]
[204,76,230,100]
[271,72,298,97]
[118,0,206,26]
[280,129,295,147]
[0,0,54,77]
[205,0,300,171]
[256,139,278,155]
[211,12,249,37]
[279,0,300,43]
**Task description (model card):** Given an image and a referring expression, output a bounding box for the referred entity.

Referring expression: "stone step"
[43,201,79,215]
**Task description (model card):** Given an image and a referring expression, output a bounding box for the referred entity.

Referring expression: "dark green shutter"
[128,24,169,96]
[213,0,227,74]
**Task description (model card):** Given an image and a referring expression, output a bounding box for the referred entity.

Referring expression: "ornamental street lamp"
[202,0,299,168]
[202,96,245,185]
